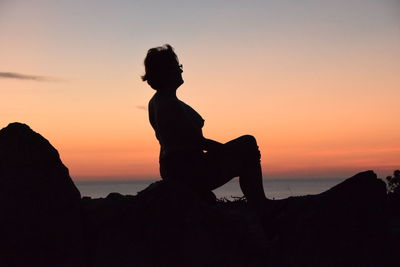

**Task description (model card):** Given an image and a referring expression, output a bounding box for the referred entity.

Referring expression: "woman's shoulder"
[150,93,181,109]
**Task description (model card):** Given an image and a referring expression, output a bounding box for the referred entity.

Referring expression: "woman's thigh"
[161,135,259,191]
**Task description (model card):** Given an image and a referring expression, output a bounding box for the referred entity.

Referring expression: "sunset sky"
[1,0,399,180]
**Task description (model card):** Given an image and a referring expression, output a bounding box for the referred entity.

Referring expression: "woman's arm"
[203,138,224,152]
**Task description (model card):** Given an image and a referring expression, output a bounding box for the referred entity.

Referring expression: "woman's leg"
[233,135,267,206]
[204,135,267,206]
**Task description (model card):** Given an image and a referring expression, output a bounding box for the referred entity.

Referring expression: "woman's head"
[142,44,183,90]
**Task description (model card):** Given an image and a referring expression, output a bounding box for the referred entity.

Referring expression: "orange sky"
[1,1,399,180]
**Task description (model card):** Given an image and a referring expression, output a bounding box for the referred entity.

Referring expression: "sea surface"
[76,178,345,200]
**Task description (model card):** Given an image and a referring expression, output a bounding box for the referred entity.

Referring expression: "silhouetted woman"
[142,44,268,209]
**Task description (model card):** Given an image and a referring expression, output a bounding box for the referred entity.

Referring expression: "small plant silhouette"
[386,169,400,195]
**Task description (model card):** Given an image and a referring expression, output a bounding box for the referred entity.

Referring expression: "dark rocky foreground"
[0,122,399,267]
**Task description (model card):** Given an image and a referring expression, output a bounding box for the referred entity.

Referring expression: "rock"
[267,170,389,267]
[82,180,259,267]
[81,171,393,267]
[0,123,83,267]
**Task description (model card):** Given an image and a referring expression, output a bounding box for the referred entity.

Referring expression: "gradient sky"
[1,0,399,180]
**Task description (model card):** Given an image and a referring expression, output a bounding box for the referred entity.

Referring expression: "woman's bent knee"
[237,135,260,161]
[239,135,257,146]
[225,135,260,160]
[240,135,259,152]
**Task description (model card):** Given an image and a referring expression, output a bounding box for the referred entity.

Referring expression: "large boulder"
[0,123,83,267]
[81,180,262,267]
[82,171,391,267]
[267,170,389,267]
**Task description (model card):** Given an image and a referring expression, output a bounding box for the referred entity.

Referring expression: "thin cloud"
[0,72,61,82]
[136,105,147,111]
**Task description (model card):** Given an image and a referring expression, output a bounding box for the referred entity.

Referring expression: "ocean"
[76,178,345,200]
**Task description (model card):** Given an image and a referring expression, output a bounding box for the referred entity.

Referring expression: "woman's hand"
[203,138,224,152]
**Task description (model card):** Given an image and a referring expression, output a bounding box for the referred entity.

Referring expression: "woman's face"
[165,61,184,89]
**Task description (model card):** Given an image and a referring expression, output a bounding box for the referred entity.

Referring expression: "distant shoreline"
[75,178,346,200]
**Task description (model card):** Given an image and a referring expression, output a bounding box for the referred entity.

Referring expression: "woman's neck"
[156,88,177,98]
